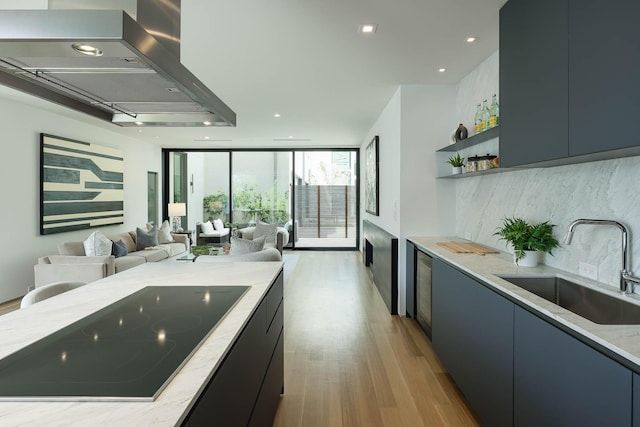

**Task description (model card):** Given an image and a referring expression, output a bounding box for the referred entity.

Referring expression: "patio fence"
[294,185,357,238]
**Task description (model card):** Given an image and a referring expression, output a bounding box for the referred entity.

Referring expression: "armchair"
[237,225,289,254]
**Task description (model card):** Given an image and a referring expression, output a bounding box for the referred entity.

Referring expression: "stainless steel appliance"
[0,0,236,127]
[416,250,433,339]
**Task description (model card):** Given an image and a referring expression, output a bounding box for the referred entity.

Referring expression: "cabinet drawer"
[266,271,283,332]
[514,306,632,426]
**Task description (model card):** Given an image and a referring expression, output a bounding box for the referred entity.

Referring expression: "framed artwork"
[40,133,124,235]
[365,135,379,216]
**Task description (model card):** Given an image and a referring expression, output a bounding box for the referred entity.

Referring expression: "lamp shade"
[168,202,186,217]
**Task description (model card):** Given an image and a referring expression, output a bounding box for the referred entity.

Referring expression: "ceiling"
[0,0,507,148]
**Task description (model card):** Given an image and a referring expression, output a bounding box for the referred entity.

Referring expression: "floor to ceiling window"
[231,151,292,227]
[293,151,357,248]
[164,149,358,250]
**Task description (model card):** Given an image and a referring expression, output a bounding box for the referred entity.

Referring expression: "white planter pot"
[515,250,538,267]
[452,166,462,175]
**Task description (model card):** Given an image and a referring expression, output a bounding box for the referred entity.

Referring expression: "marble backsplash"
[455,155,640,291]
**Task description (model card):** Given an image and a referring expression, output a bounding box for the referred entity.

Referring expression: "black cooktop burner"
[0,286,249,401]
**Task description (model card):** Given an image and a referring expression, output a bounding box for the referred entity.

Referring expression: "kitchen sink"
[496,274,640,325]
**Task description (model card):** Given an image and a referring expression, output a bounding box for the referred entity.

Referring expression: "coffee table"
[176,247,228,262]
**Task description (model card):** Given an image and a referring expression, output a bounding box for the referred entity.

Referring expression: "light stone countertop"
[0,260,283,426]
[408,236,640,373]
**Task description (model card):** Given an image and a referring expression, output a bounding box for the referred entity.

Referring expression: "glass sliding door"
[293,151,357,248]
[164,148,359,250]
[147,171,158,225]
[231,151,292,229]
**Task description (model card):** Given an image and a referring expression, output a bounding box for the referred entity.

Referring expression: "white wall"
[398,85,456,315]
[455,50,640,291]
[0,89,161,303]
[362,84,457,315]
[361,88,402,237]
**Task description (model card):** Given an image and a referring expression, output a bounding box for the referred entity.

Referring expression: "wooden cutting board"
[437,241,499,255]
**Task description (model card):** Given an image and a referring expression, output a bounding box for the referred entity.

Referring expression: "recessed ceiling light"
[288,136,293,139]
[135,121,144,125]
[359,24,377,34]
[466,37,477,43]
[438,68,446,73]
[204,136,210,140]
[274,113,281,118]
[71,43,103,56]
[203,121,212,126]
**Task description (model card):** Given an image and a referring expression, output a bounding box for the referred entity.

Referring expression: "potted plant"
[446,153,465,175]
[494,217,560,267]
[191,245,212,256]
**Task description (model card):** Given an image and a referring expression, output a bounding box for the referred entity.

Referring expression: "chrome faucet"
[564,219,640,293]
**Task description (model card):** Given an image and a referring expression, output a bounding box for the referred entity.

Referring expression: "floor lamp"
[168,203,186,232]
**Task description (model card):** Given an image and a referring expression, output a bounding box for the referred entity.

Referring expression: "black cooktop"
[0,285,249,401]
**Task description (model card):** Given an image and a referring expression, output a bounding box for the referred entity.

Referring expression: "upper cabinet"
[499,0,568,167]
[568,1,640,157]
[500,0,640,168]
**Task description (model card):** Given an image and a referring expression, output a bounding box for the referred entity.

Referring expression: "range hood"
[0,0,236,127]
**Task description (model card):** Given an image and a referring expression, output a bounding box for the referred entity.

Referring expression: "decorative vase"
[515,250,538,267]
[455,123,468,141]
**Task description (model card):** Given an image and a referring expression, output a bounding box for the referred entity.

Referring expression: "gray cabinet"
[634,374,640,427]
[514,306,632,427]
[500,0,640,167]
[406,241,416,319]
[432,258,514,427]
[183,272,284,427]
[568,1,640,156]
[499,0,569,167]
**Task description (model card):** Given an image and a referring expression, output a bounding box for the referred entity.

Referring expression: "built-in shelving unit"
[437,126,500,152]
[436,126,501,179]
[437,167,508,180]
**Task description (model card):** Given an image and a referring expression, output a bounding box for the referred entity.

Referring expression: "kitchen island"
[408,236,640,426]
[0,260,283,426]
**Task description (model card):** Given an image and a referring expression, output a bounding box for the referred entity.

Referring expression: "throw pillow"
[200,220,215,234]
[253,222,278,245]
[111,239,128,258]
[213,218,225,231]
[151,220,174,244]
[136,226,159,250]
[230,235,266,255]
[83,231,113,256]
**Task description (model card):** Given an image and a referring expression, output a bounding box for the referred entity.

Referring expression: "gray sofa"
[34,231,189,287]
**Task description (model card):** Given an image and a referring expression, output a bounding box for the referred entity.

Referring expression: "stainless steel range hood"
[0,0,236,127]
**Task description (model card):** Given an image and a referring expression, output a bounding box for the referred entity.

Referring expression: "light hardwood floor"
[274,251,480,427]
[0,252,479,426]
[0,298,19,316]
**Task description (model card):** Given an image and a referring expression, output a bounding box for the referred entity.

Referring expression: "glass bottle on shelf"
[480,99,489,132]
[474,104,482,134]
[489,94,499,128]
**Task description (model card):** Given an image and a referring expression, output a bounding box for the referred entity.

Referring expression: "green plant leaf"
[494,217,560,261]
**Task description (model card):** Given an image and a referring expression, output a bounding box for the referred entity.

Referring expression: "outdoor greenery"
[202,183,289,226]
[233,184,289,224]
[203,191,228,222]
[494,217,560,261]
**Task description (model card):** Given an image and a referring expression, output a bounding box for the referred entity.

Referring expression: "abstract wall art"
[365,135,379,216]
[40,134,124,235]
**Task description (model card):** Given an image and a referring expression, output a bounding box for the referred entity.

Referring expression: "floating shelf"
[437,126,500,153]
[437,167,512,179]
